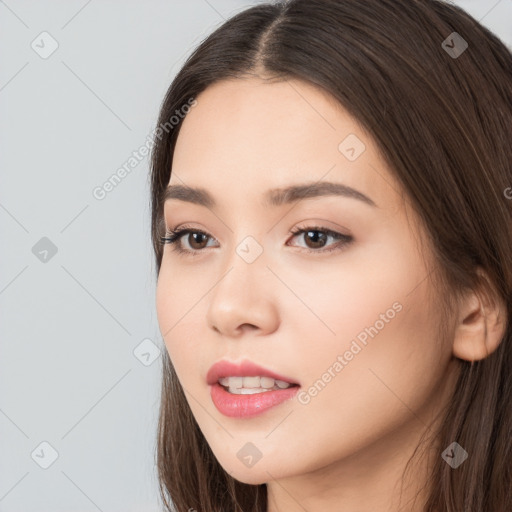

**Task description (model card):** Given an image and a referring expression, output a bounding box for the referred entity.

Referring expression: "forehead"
[169,77,402,215]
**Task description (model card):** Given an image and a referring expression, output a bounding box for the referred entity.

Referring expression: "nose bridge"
[206,228,279,335]
[214,231,270,302]
[219,212,272,278]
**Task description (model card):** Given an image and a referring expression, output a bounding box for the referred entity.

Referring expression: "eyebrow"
[163,181,377,209]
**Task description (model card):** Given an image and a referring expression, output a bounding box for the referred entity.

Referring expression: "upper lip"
[206,359,300,386]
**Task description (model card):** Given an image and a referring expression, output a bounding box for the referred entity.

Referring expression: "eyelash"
[159,224,353,256]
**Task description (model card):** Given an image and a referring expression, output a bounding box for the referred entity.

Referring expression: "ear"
[452,268,507,362]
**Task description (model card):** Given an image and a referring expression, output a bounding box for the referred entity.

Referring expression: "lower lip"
[209,382,300,418]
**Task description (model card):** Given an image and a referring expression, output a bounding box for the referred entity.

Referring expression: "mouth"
[206,359,301,417]
[206,358,300,389]
[210,380,301,418]
[218,376,299,394]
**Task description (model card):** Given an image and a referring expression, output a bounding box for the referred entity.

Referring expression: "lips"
[206,359,300,387]
[210,382,300,418]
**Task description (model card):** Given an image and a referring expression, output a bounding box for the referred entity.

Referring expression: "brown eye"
[288,226,353,253]
[160,227,216,255]
[186,232,209,250]
[302,230,328,249]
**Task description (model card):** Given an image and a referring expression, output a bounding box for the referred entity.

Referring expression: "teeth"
[260,377,275,388]
[242,376,261,388]
[219,377,231,387]
[218,375,295,393]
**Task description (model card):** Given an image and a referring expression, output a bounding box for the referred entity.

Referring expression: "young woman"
[149,0,512,510]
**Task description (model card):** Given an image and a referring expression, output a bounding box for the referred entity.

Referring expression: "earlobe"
[452,271,507,362]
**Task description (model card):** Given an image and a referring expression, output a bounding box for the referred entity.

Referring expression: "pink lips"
[206,359,300,418]
[210,383,300,418]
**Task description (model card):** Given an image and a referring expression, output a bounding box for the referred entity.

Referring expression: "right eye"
[160,227,218,255]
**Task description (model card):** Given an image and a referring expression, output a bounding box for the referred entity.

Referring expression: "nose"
[206,253,280,338]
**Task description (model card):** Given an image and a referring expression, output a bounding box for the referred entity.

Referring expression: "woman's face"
[156,77,456,487]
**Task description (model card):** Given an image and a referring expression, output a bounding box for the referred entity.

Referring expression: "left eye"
[288,226,354,252]
[160,225,353,255]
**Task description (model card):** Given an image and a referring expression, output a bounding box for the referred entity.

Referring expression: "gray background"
[1,1,510,511]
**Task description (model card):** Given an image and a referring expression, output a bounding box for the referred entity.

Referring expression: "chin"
[228,469,268,486]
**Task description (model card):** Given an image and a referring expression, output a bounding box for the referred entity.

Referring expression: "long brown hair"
[149,1,512,510]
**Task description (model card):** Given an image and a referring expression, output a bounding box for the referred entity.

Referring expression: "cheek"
[156,259,206,331]
[284,290,445,473]
[287,243,443,405]
[277,244,415,353]
[298,276,444,419]
[155,265,203,368]
[155,270,174,343]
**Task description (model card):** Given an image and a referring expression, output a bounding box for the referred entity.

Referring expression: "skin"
[155,76,506,512]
